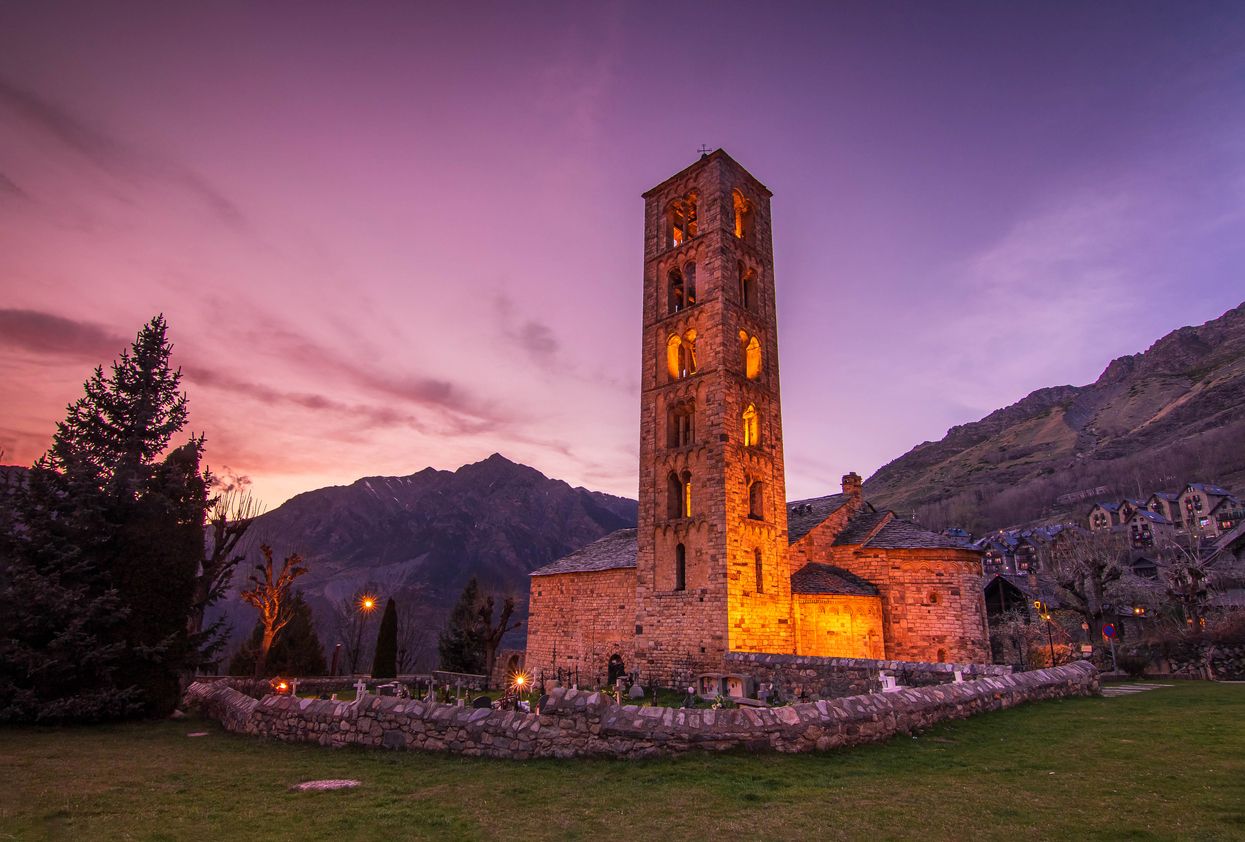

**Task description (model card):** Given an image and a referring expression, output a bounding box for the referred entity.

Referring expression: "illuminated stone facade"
[526,151,990,687]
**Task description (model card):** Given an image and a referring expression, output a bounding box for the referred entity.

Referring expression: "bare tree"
[189,478,260,647]
[1041,527,1131,648]
[1152,529,1244,632]
[478,592,522,683]
[396,605,435,674]
[239,545,308,677]
[331,587,380,674]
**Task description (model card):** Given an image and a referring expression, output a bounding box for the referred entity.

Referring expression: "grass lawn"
[2,681,1242,841]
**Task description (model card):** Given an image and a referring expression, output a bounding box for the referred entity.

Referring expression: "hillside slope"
[864,302,1245,531]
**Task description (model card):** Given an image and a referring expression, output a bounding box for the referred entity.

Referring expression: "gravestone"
[471,695,493,709]
[628,683,645,700]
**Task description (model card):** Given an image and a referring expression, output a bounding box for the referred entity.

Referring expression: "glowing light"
[510,671,531,693]
[359,595,377,612]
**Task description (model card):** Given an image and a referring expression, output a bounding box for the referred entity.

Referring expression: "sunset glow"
[2,3,1243,508]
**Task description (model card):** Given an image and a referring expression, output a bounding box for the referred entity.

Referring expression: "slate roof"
[1130,509,1170,525]
[790,562,879,596]
[785,494,852,542]
[1187,483,1231,496]
[529,528,638,576]
[861,518,977,550]
[831,508,889,546]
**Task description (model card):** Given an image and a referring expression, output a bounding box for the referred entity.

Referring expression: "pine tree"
[228,591,326,677]
[0,315,209,720]
[371,598,398,678]
[438,577,486,674]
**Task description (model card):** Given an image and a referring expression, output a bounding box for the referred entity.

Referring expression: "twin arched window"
[738,331,762,379]
[668,401,696,448]
[668,264,696,313]
[666,192,699,249]
[667,330,698,380]
[667,471,692,519]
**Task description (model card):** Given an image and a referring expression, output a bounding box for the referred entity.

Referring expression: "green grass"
[2,681,1243,841]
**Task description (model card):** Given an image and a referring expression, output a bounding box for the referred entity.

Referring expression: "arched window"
[733,189,754,241]
[754,548,764,595]
[682,263,697,309]
[742,404,759,447]
[745,336,762,380]
[668,471,692,519]
[667,401,695,448]
[748,479,763,520]
[739,263,757,311]
[666,192,699,250]
[666,334,696,380]
[674,543,687,591]
[668,268,686,313]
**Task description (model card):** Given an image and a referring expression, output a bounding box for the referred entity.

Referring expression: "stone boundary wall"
[724,652,1014,699]
[184,661,1097,760]
[192,672,488,699]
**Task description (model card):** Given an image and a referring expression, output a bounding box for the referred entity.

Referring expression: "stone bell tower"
[634,150,792,684]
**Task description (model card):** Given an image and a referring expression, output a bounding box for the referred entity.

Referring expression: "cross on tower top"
[697,144,711,157]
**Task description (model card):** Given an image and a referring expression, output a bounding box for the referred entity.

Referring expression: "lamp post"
[352,594,377,675]
[1040,611,1056,667]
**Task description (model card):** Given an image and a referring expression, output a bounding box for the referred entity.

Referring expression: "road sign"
[1102,623,1116,638]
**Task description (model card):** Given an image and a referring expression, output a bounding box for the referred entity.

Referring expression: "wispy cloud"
[493,293,560,363]
[0,309,128,359]
[0,77,245,229]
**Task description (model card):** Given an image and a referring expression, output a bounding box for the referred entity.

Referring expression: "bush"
[1115,649,1150,678]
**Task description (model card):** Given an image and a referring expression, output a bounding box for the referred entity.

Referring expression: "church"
[525,151,990,688]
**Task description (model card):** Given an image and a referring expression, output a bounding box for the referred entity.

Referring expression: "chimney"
[842,472,863,500]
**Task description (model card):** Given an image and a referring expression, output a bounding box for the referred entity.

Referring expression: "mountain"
[210,453,636,669]
[864,302,1245,532]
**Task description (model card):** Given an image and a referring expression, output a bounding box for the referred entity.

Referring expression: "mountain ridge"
[864,302,1245,531]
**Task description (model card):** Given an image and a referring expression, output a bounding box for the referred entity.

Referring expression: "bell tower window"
[666,192,699,250]
[744,335,761,380]
[668,401,696,448]
[674,543,687,591]
[733,189,754,242]
[742,404,759,447]
[738,262,757,311]
[754,548,764,594]
[748,479,764,520]
[668,471,692,519]
[668,264,696,313]
[666,331,697,380]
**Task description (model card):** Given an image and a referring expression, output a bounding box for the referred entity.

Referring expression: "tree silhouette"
[240,545,308,678]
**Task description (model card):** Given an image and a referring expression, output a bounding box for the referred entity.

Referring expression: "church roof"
[860,518,974,550]
[790,562,879,597]
[529,528,638,577]
[831,508,889,546]
[785,494,853,542]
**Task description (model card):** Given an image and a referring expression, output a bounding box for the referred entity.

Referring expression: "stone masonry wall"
[185,661,1096,760]
[724,652,1013,699]
[525,568,636,686]
[791,594,885,659]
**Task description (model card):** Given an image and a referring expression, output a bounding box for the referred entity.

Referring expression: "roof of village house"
[784,494,853,542]
[860,518,977,550]
[1186,482,1231,496]
[1092,501,1122,513]
[790,562,879,596]
[528,528,638,576]
[1130,509,1171,525]
[1150,491,1180,502]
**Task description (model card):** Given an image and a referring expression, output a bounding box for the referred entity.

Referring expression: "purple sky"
[2,1,1243,507]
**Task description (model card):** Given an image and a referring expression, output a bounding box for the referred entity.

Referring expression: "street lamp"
[1034,600,1057,667]
[352,593,378,675]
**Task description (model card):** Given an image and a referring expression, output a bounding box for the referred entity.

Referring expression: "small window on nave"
[754,548,764,594]
[674,543,687,591]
